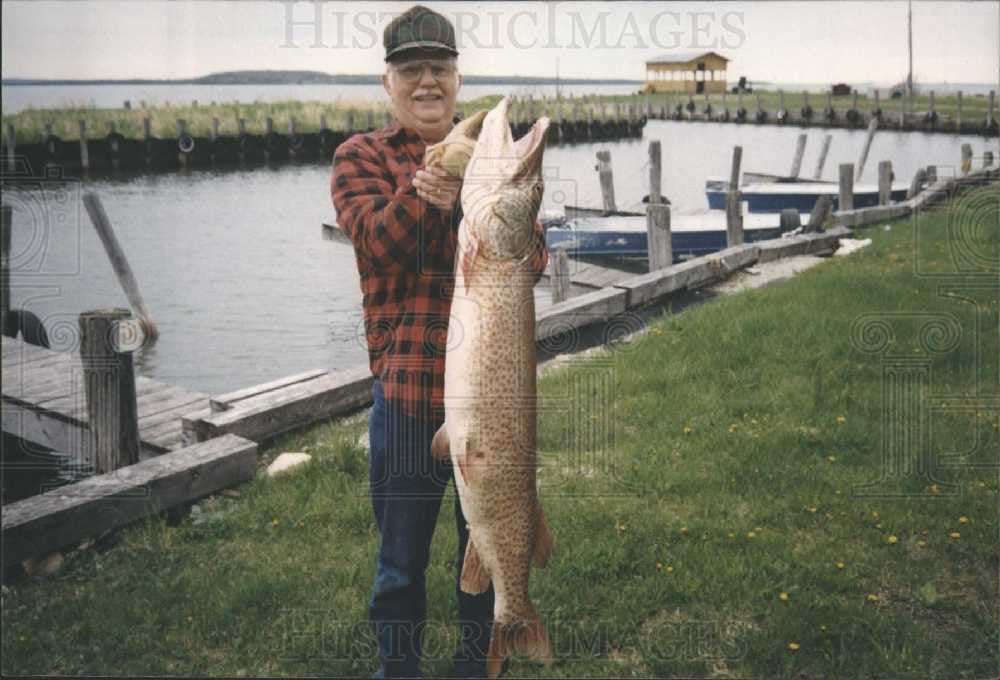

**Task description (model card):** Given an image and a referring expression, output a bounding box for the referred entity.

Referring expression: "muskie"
[428,97,554,678]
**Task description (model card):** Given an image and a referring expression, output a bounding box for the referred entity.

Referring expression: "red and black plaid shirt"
[331,119,548,421]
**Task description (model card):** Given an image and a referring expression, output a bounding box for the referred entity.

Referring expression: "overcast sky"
[2,1,998,86]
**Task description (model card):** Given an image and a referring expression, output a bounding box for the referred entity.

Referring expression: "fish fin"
[459,539,491,594]
[430,423,450,460]
[486,618,554,679]
[532,507,554,568]
[461,235,479,294]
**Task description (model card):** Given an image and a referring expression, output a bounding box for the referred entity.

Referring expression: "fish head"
[460,97,550,262]
[425,109,488,178]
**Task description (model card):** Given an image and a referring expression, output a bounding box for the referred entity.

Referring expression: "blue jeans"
[368,379,495,678]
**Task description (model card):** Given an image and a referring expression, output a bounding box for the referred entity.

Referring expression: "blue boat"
[705,179,910,213]
[544,210,796,261]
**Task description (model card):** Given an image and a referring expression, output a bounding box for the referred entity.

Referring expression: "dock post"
[906,168,927,199]
[956,91,962,131]
[78,120,89,171]
[320,114,328,131]
[806,195,832,232]
[596,150,616,212]
[78,307,141,475]
[897,92,905,128]
[176,119,187,168]
[855,117,878,181]
[814,134,832,179]
[648,139,662,203]
[839,163,855,211]
[1,205,10,336]
[988,91,996,131]
[550,248,570,304]
[984,151,994,168]
[4,123,15,172]
[142,117,151,167]
[878,160,893,205]
[778,90,785,121]
[929,91,936,123]
[726,145,744,246]
[646,139,671,269]
[960,143,972,175]
[926,165,937,183]
[790,133,807,178]
[646,202,672,272]
[265,117,274,135]
[873,90,880,116]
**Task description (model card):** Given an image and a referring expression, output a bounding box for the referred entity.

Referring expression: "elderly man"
[330,5,548,678]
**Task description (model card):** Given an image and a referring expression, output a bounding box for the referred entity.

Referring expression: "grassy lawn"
[2,89,989,141]
[2,183,997,678]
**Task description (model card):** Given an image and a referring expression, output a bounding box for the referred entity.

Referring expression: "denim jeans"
[368,379,495,678]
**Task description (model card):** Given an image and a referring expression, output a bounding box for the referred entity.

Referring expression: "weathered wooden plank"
[1,433,257,566]
[137,395,208,430]
[536,286,627,341]
[210,368,330,412]
[143,406,213,450]
[1,398,86,454]
[834,202,911,228]
[3,359,77,399]
[184,366,374,444]
[2,342,63,367]
[614,244,760,308]
[756,226,852,263]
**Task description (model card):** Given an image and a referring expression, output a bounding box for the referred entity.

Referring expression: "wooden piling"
[176,119,187,168]
[878,160,893,205]
[596,150,616,213]
[985,151,995,168]
[960,143,972,175]
[5,123,15,172]
[142,118,151,166]
[855,117,878,181]
[44,122,53,140]
[814,134,832,179]
[839,163,855,211]
[906,168,927,198]
[988,91,996,130]
[82,193,158,343]
[806,195,832,232]
[648,140,662,204]
[78,120,89,171]
[551,248,570,304]
[1,205,10,337]
[790,133,807,178]
[646,203,672,271]
[78,307,140,475]
[726,145,744,246]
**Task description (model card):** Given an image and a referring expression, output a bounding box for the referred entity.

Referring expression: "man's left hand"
[414,166,462,212]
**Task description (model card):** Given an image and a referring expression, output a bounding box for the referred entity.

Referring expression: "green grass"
[2,184,998,678]
[3,88,989,142]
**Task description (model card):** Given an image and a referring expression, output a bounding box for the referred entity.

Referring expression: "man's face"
[383,52,462,131]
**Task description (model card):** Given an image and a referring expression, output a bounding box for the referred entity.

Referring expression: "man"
[330,6,548,678]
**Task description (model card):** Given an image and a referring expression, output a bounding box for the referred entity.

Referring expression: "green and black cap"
[384,5,458,61]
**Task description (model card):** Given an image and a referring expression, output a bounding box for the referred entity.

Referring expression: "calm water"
[4,120,997,399]
[0,82,641,114]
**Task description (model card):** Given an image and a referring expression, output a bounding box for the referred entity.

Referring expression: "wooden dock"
[2,335,210,457]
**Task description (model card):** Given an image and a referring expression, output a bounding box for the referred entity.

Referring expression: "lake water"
[3,118,997,400]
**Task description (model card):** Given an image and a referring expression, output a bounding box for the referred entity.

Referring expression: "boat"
[544,209,797,260]
[705,179,910,213]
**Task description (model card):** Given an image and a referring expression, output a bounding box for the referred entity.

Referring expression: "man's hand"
[414,166,462,212]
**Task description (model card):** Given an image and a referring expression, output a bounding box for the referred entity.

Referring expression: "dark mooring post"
[596,150,616,213]
[839,163,855,211]
[1,205,11,336]
[78,307,140,475]
[878,160,893,205]
[646,140,672,271]
[726,145,744,246]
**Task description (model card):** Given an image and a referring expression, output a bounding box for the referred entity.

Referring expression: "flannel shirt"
[331,119,549,421]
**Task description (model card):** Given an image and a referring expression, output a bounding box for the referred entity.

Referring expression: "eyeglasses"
[391,60,457,84]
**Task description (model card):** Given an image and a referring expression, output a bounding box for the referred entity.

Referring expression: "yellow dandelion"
[680,527,689,535]
[747,531,757,539]
[835,561,845,570]
[827,455,837,463]
[728,532,736,539]
[867,593,880,602]
[949,531,961,540]
[755,526,763,532]
[887,535,898,544]
[819,624,827,633]
[958,516,969,524]
[875,523,883,529]
[929,484,941,494]
[271,518,279,526]
[656,562,662,570]
[779,591,789,601]
[916,540,926,547]
[683,425,693,434]
[787,641,800,651]
[871,511,879,519]
[836,415,846,424]
[665,565,674,573]
[807,505,818,513]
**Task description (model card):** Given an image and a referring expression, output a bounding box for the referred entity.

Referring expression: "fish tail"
[485,617,553,678]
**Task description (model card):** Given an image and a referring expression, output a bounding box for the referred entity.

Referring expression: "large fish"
[428,97,554,678]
